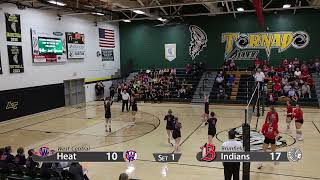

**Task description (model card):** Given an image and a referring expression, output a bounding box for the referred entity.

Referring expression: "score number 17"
[270,152,281,161]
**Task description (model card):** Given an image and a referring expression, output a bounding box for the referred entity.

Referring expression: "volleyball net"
[242,82,263,180]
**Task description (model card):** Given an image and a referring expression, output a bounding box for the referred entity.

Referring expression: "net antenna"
[242,82,261,180]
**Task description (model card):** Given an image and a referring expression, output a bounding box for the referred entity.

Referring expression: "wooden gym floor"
[0,102,320,180]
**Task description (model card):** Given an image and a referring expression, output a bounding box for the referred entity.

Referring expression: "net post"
[242,121,250,180]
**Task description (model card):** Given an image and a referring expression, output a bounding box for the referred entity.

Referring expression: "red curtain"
[253,0,265,27]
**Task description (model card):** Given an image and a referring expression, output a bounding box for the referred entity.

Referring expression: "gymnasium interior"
[0,0,320,179]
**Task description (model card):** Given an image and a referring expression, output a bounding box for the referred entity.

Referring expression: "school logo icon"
[6,101,19,110]
[189,25,208,60]
[34,146,55,157]
[196,143,216,162]
[221,31,309,60]
[287,147,302,162]
[124,150,137,162]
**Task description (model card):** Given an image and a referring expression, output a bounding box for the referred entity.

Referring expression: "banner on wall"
[165,44,176,62]
[31,28,66,63]
[66,32,85,59]
[189,25,208,60]
[5,13,22,42]
[7,45,24,73]
[0,51,2,74]
[101,49,114,61]
[221,31,309,61]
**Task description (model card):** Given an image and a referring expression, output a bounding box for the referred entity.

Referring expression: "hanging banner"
[101,49,114,61]
[5,13,22,42]
[221,31,310,61]
[7,45,24,73]
[66,32,85,59]
[0,51,2,74]
[165,44,176,62]
[31,28,66,63]
[189,25,208,60]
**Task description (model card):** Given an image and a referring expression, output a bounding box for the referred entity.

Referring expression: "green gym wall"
[120,10,320,72]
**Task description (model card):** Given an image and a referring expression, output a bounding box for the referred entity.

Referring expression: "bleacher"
[209,70,319,107]
[131,68,203,103]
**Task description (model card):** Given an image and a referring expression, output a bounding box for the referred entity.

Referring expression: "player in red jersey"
[293,104,304,141]
[265,106,279,124]
[258,116,279,169]
[286,101,294,131]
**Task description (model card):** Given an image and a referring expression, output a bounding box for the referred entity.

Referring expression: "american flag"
[99,28,115,48]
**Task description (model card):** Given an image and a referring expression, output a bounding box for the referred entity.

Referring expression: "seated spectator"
[267,92,276,105]
[288,87,298,102]
[273,82,282,97]
[283,83,291,96]
[301,82,311,98]
[217,85,227,99]
[170,68,176,76]
[1,146,14,164]
[40,162,53,178]
[69,162,86,180]
[15,147,26,166]
[282,59,289,68]
[185,64,192,74]
[301,67,310,81]
[272,73,281,84]
[294,68,302,79]
[306,77,314,87]
[119,173,129,180]
[313,59,320,75]
[293,58,300,67]
[268,67,276,77]
[215,72,224,86]
[222,62,229,72]
[263,64,270,73]
[288,61,295,73]
[178,86,186,99]
[293,82,302,98]
[254,58,262,69]
[281,76,289,86]
[282,67,291,78]
[227,74,235,87]
[26,149,39,171]
[229,60,237,71]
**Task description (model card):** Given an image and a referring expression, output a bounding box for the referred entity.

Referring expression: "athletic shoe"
[109,128,111,132]
[257,163,263,169]
[298,136,304,141]
[205,122,208,126]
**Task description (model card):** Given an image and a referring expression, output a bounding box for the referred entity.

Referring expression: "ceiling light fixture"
[237,7,244,12]
[48,0,66,6]
[157,17,166,22]
[283,4,291,8]
[123,19,131,22]
[132,10,145,14]
[92,12,104,16]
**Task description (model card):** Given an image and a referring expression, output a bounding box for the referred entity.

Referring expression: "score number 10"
[106,152,118,161]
